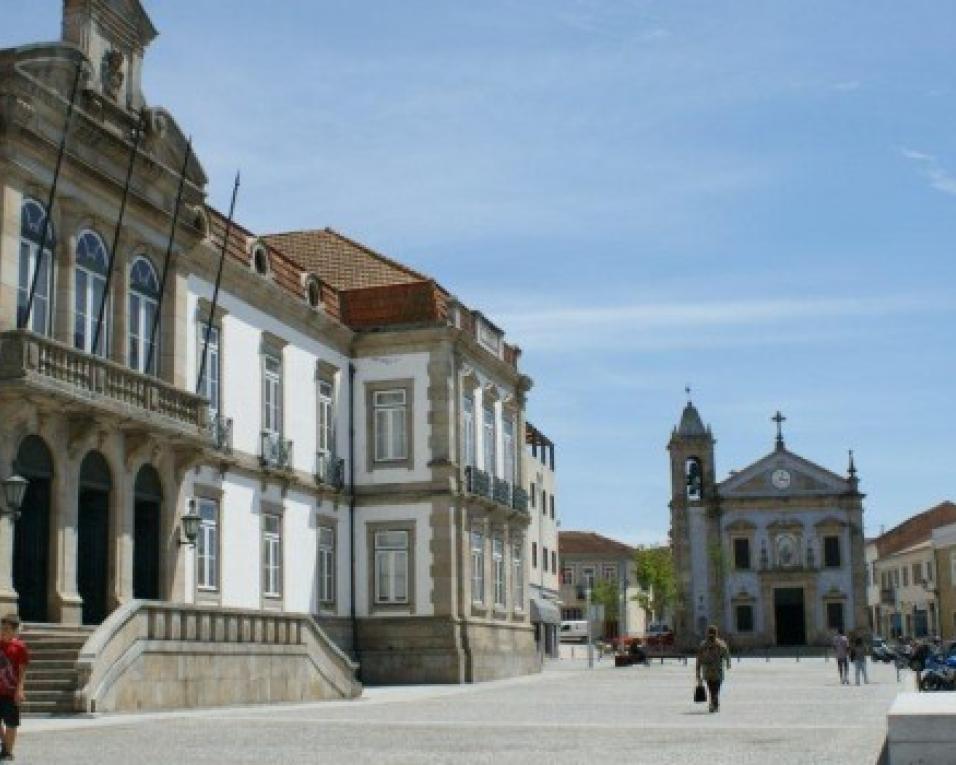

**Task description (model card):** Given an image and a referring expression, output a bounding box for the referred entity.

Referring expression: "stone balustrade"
[0,329,207,436]
[75,600,361,712]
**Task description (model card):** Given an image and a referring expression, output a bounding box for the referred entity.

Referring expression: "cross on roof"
[772,411,786,449]
[685,385,692,402]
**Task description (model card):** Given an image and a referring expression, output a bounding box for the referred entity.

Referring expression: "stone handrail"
[0,329,207,431]
[75,600,361,712]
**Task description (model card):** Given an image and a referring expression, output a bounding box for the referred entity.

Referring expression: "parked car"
[559,620,590,643]
[643,623,674,646]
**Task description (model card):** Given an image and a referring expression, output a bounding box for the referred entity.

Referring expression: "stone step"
[28,659,77,671]
[22,699,77,715]
[25,649,80,662]
[25,690,74,704]
[23,639,87,651]
[27,677,76,691]
[28,667,79,678]
[22,623,95,634]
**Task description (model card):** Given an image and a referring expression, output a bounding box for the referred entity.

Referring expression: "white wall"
[354,503,434,617]
[352,353,431,485]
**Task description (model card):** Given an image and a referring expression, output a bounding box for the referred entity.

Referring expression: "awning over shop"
[530,596,562,625]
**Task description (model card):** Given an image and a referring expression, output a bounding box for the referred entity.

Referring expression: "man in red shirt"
[0,614,28,761]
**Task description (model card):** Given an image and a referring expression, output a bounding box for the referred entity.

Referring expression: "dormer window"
[477,317,501,354]
[253,245,270,276]
[302,274,322,309]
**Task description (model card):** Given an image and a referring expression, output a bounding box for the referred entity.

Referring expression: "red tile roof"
[875,501,956,558]
[559,532,635,558]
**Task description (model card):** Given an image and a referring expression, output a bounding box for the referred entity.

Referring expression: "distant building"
[524,423,560,657]
[668,399,867,649]
[932,522,956,642]
[867,502,956,640]
[558,532,648,640]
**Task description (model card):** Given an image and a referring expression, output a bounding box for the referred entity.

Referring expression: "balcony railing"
[315,452,345,489]
[0,329,206,434]
[260,432,294,471]
[512,487,529,513]
[493,478,512,506]
[204,413,233,454]
[464,466,491,498]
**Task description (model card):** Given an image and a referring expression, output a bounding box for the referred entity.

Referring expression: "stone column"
[49,455,83,623]
[163,463,187,604]
[0,185,24,331]
[109,454,134,612]
[110,251,128,366]
[163,263,188,388]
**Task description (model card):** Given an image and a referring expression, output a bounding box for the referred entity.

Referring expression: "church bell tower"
[668,394,720,648]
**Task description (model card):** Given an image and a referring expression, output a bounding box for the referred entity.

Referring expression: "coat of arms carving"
[101,48,125,100]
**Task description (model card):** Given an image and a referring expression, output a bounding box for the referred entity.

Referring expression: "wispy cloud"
[900,147,956,195]
[497,294,947,352]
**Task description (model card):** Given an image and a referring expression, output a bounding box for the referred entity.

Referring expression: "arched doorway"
[78,451,111,625]
[13,436,53,623]
[133,465,162,600]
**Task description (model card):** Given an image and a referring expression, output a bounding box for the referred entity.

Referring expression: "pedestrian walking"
[0,614,28,761]
[833,628,849,685]
[851,635,868,686]
[695,625,731,713]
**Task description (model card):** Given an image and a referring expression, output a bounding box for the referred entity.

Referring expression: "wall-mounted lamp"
[1,475,28,521]
[179,498,201,547]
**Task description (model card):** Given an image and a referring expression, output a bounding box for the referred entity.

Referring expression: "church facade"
[668,402,867,650]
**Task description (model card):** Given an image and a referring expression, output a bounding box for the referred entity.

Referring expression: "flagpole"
[197,172,240,396]
[144,136,193,375]
[20,61,83,329]
[92,110,146,357]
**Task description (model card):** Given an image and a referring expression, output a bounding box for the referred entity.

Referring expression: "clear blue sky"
[6,1,955,543]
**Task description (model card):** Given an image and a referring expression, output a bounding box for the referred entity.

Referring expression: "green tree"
[590,579,620,621]
[632,545,677,622]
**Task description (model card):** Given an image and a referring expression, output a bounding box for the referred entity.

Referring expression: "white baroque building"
[0,0,538,709]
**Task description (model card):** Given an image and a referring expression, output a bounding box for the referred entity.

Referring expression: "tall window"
[262,513,282,598]
[483,404,496,476]
[823,536,841,568]
[463,394,476,468]
[503,417,515,484]
[551,550,557,574]
[734,538,751,570]
[493,535,505,608]
[550,495,555,519]
[542,546,549,572]
[374,389,407,461]
[262,351,283,436]
[561,566,574,585]
[196,498,219,591]
[735,604,754,632]
[471,528,485,603]
[197,325,220,417]
[128,256,160,374]
[317,379,334,466]
[512,538,524,608]
[317,526,335,606]
[826,601,845,632]
[17,199,54,335]
[74,230,110,356]
[531,541,537,568]
[542,490,548,516]
[582,566,596,589]
[374,530,409,604]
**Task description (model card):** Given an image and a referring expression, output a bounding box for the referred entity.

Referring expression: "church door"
[774,587,806,646]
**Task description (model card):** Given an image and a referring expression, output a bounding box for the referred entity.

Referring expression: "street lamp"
[1,475,28,521]
[179,498,201,547]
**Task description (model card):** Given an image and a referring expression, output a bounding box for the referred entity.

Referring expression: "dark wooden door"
[12,477,50,623]
[774,587,806,646]
[78,489,109,625]
[133,499,160,600]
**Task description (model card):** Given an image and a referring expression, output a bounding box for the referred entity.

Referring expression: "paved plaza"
[18,657,904,764]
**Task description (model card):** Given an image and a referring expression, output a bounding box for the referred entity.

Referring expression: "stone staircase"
[21,624,95,715]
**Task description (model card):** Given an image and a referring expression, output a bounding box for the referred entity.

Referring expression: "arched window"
[685,457,702,500]
[74,230,110,356]
[128,256,160,374]
[17,199,55,335]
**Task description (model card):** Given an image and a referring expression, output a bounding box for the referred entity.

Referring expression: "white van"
[559,620,589,643]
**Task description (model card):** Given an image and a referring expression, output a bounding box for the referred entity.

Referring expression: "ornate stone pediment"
[718,448,851,499]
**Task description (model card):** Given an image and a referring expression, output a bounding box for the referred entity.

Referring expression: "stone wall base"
[94,642,353,712]
[356,616,539,684]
